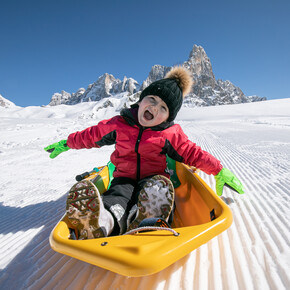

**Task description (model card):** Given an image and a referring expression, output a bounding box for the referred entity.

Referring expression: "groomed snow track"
[0,99,289,289]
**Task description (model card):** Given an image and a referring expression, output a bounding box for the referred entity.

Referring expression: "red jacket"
[67,107,222,180]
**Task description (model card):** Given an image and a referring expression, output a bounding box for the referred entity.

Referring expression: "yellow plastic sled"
[50,161,232,277]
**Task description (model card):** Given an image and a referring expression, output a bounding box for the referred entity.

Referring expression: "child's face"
[138,95,169,127]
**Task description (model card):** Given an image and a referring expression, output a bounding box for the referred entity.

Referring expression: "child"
[45,67,244,239]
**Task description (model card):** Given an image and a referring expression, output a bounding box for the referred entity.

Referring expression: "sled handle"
[75,170,96,181]
[124,226,180,237]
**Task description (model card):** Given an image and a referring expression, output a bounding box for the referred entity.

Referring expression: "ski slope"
[0,99,289,289]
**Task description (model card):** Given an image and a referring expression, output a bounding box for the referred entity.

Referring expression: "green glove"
[214,168,245,196]
[44,139,70,159]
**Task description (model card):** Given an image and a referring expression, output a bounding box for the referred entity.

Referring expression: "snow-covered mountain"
[49,74,140,106]
[48,45,266,108]
[0,94,16,108]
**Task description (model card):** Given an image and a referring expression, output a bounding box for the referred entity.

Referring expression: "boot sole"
[66,180,105,239]
[127,175,174,231]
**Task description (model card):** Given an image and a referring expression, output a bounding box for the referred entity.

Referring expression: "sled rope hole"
[124,226,180,236]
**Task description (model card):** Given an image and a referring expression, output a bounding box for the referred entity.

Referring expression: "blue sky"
[0,0,289,107]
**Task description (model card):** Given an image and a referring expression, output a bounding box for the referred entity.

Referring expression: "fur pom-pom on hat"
[139,66,194,122]
[165,66,193,97]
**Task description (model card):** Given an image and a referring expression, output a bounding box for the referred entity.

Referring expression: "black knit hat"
[139,67,193,121]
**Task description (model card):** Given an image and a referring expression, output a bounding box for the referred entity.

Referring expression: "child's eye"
[161,106,167,112]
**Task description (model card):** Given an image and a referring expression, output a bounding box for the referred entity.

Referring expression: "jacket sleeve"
[67,116,118,149]
[167,125,223,175]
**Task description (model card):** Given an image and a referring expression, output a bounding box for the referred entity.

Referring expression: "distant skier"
[45,67,244,239]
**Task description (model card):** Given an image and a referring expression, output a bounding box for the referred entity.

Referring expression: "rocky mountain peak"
[48,73,140,106]
[0,94,16,108]
[48,44,266,108]
[49,90,72,106]
[185,44,215,80]
[140,65,171,90]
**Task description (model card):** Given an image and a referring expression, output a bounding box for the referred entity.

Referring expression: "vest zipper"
[135,127,144,181]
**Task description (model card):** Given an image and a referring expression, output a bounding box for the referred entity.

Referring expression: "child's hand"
[44,139,70,159]
[214,168,245,196]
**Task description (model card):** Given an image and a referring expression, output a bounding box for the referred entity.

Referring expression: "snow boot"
[127,175,174,231]
[66,179,114,239]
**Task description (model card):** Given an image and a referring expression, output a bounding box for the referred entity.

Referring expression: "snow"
[0,98,289,289]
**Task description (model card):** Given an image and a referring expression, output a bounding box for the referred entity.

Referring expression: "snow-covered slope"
[0,99,289,289]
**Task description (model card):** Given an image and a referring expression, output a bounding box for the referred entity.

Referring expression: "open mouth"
[144,110,154,121]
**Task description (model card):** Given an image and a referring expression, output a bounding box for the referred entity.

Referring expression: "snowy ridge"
[0,99,289,289]
[0,94,16,108]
